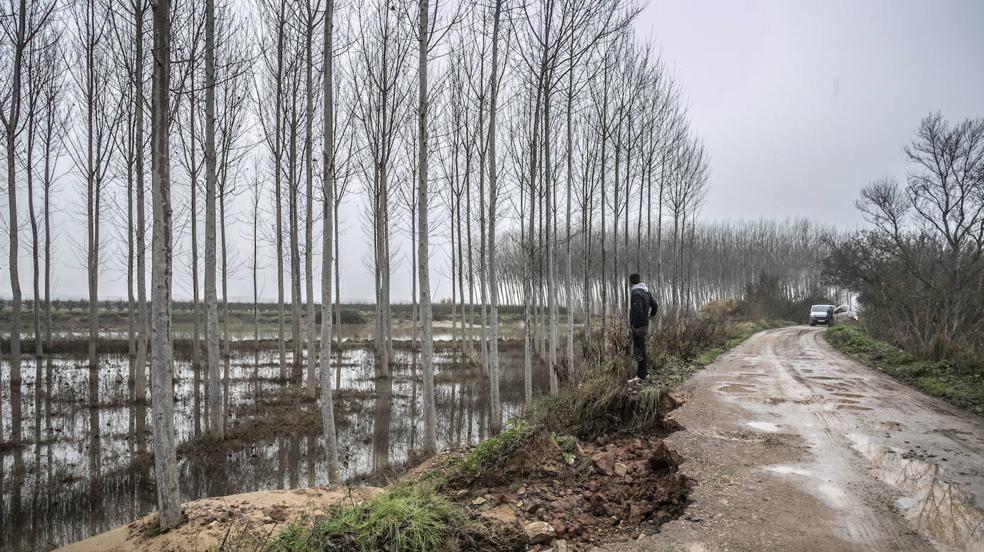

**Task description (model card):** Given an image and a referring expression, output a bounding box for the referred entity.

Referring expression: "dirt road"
[599,326,984,552]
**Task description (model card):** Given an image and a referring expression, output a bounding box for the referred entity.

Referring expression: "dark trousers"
[632,325,649,379]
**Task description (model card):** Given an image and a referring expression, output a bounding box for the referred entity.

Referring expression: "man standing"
[628,273,659,383]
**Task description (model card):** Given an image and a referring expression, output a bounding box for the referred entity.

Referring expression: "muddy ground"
[452,431,690,551]
[600,326,984,552]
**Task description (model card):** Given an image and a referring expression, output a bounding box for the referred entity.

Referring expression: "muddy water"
[0,343,545,552]
[848,432,984,551]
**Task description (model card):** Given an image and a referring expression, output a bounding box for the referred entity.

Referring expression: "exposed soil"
[55,486,382,552]
[420,379,692,552]
[450,431,689,550]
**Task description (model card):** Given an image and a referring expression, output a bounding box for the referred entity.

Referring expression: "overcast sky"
[2,0,982,303]
[637,0,984,227]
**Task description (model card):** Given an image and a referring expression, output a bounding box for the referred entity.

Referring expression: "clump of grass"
[262,484,465,552]
[551,433,578,465]
[825,325,984,416]
[530,355,681,438]
[530,356,632,438]
[636,386,667,426]
[443,421,535,486]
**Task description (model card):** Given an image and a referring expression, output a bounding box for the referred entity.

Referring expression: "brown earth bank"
[54,487,382,552]
[447,431,689,550]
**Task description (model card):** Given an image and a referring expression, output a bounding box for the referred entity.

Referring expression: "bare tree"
[149,0,182,528]
[67,0,121,370]
[248,168,263,393]
[417,0,437,453]
[40,30,67,354]
[353,0,412,377]
[830,113,984,359]
[319,0,340,481]
[23,26,56,361]
[1,1,35,388]
[284,18,304,382]
[255,0,289,380]
[3,0,56,389]
[303,0,324,399]
[213,3,251,425]
[330,74,356,353]
[485,0,505,430]
[131,0,151,401]
[173,3,205,379]
[205,0,223,439]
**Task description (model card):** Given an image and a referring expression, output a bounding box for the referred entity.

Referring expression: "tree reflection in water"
[0,344,546,551]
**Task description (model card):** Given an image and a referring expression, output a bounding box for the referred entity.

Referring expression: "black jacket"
[630,285,659,328]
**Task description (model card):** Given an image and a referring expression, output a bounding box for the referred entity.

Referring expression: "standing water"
[0,342,544,551]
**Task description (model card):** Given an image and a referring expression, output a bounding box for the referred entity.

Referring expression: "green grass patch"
[445,421,533,486]
[825,325,984,416]
[260,484,466,552]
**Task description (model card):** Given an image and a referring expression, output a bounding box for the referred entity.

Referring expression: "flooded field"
[0,341,543,552]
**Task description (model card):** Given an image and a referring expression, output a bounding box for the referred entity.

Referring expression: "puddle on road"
[746,421,781,433]
[848,432,984,551]
[878,421,907,432]
[718,383,758,394]
[763,464,849,509]
[763,464,814,477]
[816,482,850,509]
[837,405,874,411]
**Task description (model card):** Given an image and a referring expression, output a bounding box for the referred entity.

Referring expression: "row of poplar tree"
[1,0,720,526]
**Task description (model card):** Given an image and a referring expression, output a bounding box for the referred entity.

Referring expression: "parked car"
[832,304,856,324]
[809,304,835,326]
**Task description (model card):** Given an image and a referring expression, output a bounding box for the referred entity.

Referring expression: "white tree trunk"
[149,0,182,527]
[304,2,317,399]
[319,0,340,480]
[134,0,149,402]
[486,0,503,432]
[204,0,223,439]
[418,0,437,454]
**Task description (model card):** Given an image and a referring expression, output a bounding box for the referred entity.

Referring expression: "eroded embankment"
[424,384,691,550]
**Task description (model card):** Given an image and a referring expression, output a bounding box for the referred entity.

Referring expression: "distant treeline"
[0,298,533,321]
[825,113,984,365]
[491,217,840,322]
